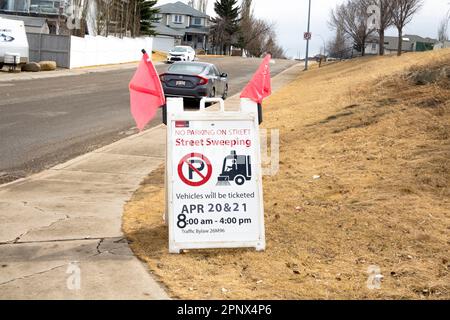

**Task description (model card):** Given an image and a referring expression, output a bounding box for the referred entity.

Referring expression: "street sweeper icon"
[217,151,252,186]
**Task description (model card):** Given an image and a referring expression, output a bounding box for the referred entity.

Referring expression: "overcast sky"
[158,0,450,58]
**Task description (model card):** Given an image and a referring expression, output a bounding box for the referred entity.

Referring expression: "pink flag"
[240,54,272,104]
[129,50,165,131]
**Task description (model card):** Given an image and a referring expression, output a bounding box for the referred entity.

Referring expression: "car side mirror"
[221,73,228,78]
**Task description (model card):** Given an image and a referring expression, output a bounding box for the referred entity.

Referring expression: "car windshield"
[168,64,206,74]
[172,47,188,52]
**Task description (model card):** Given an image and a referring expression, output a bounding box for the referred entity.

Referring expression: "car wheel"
[235,175,246,186]
[205,88,216,108]
[0,63,3,70]
[222,85,228,100]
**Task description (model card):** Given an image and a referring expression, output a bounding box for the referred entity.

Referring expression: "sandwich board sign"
[165,97,265,253]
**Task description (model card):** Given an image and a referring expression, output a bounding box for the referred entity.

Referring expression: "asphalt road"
[0,57,296,184]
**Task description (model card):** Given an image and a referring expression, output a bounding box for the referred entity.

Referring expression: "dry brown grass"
[152,51,167,63]
[123,50,450,300]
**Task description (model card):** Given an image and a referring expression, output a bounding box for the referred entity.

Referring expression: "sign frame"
[165,97,266,254]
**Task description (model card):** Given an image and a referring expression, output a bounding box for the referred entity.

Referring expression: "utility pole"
[304,0,312,70]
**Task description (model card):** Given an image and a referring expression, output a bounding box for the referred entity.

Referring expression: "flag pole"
[258,103,263,124]
[257,52,271,125]
[138,48,167,125]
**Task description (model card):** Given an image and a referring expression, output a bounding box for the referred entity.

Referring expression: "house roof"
[0,13,47,28]
[156,1,208,18]
[154,22,185,37]
[403,34,437,44]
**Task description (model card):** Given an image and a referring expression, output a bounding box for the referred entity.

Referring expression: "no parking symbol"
[177,153,212,187]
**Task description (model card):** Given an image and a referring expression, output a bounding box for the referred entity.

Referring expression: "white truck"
[0,17,29,69]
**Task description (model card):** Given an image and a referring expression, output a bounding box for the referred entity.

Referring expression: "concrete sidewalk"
[0,61,145,83]
[0,63,301,299]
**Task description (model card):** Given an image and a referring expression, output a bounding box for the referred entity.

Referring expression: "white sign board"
[166,98,265,253]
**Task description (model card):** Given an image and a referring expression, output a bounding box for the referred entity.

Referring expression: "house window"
[172,15,184,24]
[372,43,376,50]
[193,17,202,25]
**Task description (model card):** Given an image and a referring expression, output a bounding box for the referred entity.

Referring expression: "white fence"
[69,35,153,69]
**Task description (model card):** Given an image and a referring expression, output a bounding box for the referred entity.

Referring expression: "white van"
[0,17,29,68]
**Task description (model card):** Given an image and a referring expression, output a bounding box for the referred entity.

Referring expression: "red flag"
[129,51,165,131]
[240,54,272,104]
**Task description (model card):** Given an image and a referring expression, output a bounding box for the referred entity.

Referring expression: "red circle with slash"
[178,153,213,187]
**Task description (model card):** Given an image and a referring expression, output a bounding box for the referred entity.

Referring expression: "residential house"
[154,1,211,52]
[365,35,437,55]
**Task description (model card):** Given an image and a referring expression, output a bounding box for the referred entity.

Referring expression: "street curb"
[0,61,164,83]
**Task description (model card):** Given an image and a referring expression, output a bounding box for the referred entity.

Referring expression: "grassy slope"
[123,50,450,299]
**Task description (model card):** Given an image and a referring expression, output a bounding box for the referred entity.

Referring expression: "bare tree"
[237,0,253,54]
[266,36,285,59]
[378,1,394,55]
[245,19,271,56]
[238,0,274,57]
[262,28,286,58]
[438,11,450,42]
[391,0,423,56]
[330,0,375,56]
[327,26,352,59]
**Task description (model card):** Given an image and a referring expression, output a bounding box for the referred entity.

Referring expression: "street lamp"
[304,0,312,70]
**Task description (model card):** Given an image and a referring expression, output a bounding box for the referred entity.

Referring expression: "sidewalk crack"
[0,264,67,287]
[10,213,71,244]
[95,238,105,254]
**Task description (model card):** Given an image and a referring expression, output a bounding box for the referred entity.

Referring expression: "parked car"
[167,46,196,63]
[159,62,229,103]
